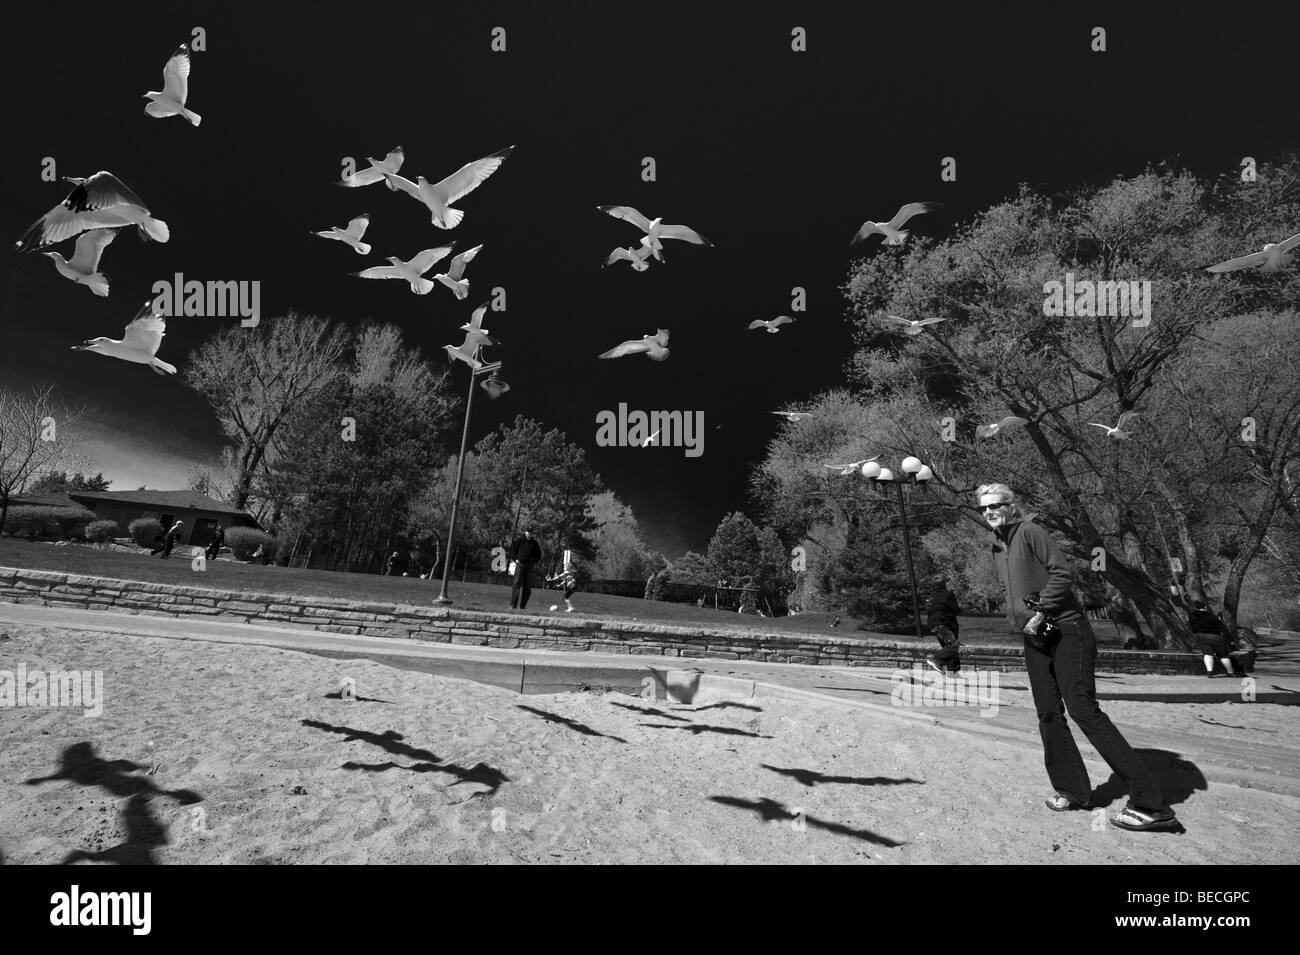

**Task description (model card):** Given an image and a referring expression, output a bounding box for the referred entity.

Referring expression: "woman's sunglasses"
[980,502,1010,512]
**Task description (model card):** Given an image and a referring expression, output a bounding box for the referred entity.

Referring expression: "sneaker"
[924,657,945,675]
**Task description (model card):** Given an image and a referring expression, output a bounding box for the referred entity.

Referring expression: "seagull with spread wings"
[1090,411,1141,440]
[15,171,169,252]
[851,202,944,246]
[599,328,670,361]
[434,244,483,300]
[383,145,515,229]
[824,457,880,476]
[975,415,1029,439]
[443,329,495,371]
[312,214,372,255]
[460,301,492,335]
[72,300,176,374]
[1205,231,1300,273]
[352,244,456,295]
[748,315,796,334]
[337,147,405,189]
[771,411,816,422]
[603,244,656,272]
[598,206,713,258]
[42,228,118,297]
[884,314,946,336]
[143,43,201,126]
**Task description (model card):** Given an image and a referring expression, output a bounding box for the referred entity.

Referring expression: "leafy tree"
[586,491,666,580]
[28,470,111,494]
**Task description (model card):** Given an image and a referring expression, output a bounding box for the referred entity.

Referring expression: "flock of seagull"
[10,38,1298,442]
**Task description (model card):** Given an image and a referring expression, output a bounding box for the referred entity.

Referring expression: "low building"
[13,490,260,547]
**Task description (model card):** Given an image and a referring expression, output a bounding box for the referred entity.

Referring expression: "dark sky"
[2,4,1295,557]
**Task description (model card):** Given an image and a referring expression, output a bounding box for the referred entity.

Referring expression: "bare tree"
[184,313,349,511]
[0,384,82,533]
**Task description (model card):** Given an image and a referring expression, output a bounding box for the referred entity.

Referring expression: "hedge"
[225,527,276,561]
[84,520,121,543]
[3,505,97,540]
[128,517,165,548]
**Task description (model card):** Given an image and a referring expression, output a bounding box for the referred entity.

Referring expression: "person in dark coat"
[979,482,1176,831]
[508,528,543,609]
[206,523,226,560]
[158,521,184,559]
[925,574,962,673]
[1188,599,1234,678]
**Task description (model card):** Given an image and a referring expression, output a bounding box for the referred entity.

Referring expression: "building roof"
[9,492,87,508]
[67,489,254,518]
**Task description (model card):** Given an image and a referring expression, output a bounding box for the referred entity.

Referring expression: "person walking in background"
[508,527,543,610]
[1188,599,1235,678]
[979,482,1177,832]
[206,523,226,561]
[925,573,963,674]
[158,520,184,559]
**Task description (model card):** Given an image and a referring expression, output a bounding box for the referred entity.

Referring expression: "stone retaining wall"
[0,565,1204,674]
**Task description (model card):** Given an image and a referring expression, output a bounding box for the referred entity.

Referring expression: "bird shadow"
[300,719,509,795]
[608,701,691,722]
[24,741,203,865]
[709,795,905,847]
[640,722,772,739]
[515,704,627,743]
[761,764,925,788]
[324,690,395,704]
[692,701,763,713]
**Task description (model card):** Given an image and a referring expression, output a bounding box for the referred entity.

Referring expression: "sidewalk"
[4,603,1299,798]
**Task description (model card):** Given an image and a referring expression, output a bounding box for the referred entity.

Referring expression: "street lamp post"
[860,457,933,638]
[433,352,507,606]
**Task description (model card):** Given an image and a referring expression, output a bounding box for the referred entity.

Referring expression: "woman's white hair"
[976,482,1023,517]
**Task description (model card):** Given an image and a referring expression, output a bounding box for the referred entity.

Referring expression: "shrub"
[84,520,120,543]
[4,505,97,540]
[226,527,276,561]
[128,517,165,548]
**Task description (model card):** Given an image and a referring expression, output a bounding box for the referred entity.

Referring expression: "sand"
[2,623,1297,864]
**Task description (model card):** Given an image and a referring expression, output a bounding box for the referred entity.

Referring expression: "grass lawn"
[0,537,1043,646]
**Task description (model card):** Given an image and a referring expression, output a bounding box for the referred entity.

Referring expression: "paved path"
[4,602,1298,798]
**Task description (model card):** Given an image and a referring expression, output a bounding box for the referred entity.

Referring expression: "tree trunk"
[1152,477,1209,604]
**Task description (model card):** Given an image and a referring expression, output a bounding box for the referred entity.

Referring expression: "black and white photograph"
[0,0,1291,926]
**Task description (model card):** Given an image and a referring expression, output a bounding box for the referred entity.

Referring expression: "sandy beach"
[2,623,1297,865]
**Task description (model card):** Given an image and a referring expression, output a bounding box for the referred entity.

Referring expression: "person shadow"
[25,741,203,865]
[1089,748,1207,813]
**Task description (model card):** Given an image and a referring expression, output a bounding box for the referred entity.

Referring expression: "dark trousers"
[510,564,534,609]
[206,542,221,560]
[1024,617,1168,813]
[159,537,177,559]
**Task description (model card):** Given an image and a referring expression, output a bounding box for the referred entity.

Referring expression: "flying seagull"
[1089,411,1141,440]
[1205,231,1300,273]
[599,328,670,361]
[598,206,713,257]
[771,411,816,422]
[851,202,944,246]
[748,315,796,334]
[72,300,176,374]
[383,145,515,229]
[975,416,1029,439]
[643,429,662,447]
[460,301,492,335]
[603,244,656,272]
[337,147,405,189]
[824,457,880,476]
[884,314,946,336]
[443,330,495,371]
[434,244,483,300]
[43,228,117,296]
[143,43,201,126]
[15,171,169,252]
[352,244,456,295]
[312,214,371,255]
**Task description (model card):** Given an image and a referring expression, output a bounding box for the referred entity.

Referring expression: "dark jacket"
[509,535,542,567]
[926,586,961,635]
[990,513,1082,632]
